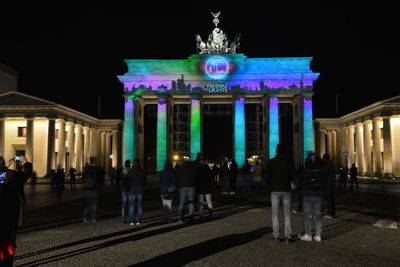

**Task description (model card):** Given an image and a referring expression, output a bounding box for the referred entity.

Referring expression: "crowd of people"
[1,145,362,265]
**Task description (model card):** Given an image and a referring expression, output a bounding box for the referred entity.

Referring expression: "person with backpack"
[300,152,326,242]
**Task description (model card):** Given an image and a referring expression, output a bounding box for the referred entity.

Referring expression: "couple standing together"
[266,143,332,243]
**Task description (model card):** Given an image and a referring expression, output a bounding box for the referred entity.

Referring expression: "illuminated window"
[18,127,27,137]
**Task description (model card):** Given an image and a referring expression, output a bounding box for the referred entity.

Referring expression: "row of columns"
[319,115,400,177]
[123,94,314,171]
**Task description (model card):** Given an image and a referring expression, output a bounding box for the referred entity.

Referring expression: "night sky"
[0,4,398,120]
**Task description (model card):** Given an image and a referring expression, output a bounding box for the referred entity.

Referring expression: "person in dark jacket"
[242,159,252,193]
[0,156,21,266]
[82,157,103,223]
[338,165,348,190]
[16,156,32,227]
[120,160,131,223]
[195,154,214,219]
[349,163,359,191]
[127,159,147,225]
[54,165,65,197]
[69,167,76,190]
[300,153,326,242]
[264,143,296,243]
[176,159,197,222]
[322,154,336,219]
[228,158,238,194]
[159,160,176,222]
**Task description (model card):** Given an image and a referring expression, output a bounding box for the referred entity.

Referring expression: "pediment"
[0,91,55,106]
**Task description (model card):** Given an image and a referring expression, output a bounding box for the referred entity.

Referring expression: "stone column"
[269,97,279,159]
[75,124,83,172]
[190,97,202,160]
[332,130,337,167]
[382,116,393,178]
[25,118,34,163]
[66,121,75,169]
[327,131,333,158]
[123,96,135,162]
[100,131,106,168]
[319,130,326,158]
[157,98,168,171]
[390,116,400,177]
[341,127,348,166]
[112,130,118,168]
[90,128,97,158]
[105,132,111,172]
[47,118,56,173]
[234,96,246,167]
[0,119,4,156]
[83,126,91,165]
[372,117,383,176]
[96,130,102,166]
[56,119,66,168]
[348,125,355,167]
[363,120,373,176]
[355,122,365,174]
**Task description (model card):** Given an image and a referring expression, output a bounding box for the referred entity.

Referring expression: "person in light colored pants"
[198,194,213,217]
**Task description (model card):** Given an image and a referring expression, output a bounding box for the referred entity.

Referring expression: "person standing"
[300,153,326,242]
[242,159,252,193]
[195,154,214,219]
[349,163,359,191]
[120,160,131,223]
[127,159,147,225]
[253,161,263,193]
[264,143,296,243]
[176,159,197,222]
[228,158,238,194]
[82,157,103,223]
[109,167,116,187]
[322,154,336,219]
[69,167,76,190]
[54,164,65,197]
[0,156,24,266]
[16,155,32,227]
[159,160,176,223]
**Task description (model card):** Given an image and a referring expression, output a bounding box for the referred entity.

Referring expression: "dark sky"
[0,4,398,120]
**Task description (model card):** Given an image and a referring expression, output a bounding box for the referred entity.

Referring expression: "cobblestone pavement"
[12,183,400,267]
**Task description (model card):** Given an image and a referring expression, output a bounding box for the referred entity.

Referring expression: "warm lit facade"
[0,91,123,176]
[315,96,400,178]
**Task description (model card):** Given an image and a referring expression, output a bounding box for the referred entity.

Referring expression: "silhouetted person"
[253,161,263,192]
[16,155,32,227]
[109,167,116,187]
[322,154,336,219]
[338,165,349,189]
[159,160,176,222]
[69,167,76,190]
[264,143,296,243]
[115,166,122,189]
[242,159,252,193]
[195,154,214,219]
[127,159,147,225]
[300,153,326,242]
[54,165,65,197]
[220,160,230,194]
[229,158,238,194]
[82,157,103,223]
[349,163,359,191]
[120,160,131,223]
[176,159,197,222]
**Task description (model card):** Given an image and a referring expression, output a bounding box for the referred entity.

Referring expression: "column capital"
[66,121,75,126]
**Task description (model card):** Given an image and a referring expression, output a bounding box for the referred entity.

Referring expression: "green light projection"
[123,97,135,162]
[190,99,201,160]
[156,103,167,171]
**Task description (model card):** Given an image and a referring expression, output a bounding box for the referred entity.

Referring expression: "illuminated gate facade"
[118,13,319,170]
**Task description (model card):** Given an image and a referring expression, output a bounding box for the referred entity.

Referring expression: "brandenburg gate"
[118,12,319,170]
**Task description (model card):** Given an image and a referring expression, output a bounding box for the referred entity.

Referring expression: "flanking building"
[0,64,122,176]
[315,96,400,178]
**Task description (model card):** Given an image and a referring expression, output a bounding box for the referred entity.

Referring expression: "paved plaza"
[13,179,400,266]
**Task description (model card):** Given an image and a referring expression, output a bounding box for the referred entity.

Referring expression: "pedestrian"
[30,171,37,190]
[127,159,147,225]
[0,156,23,266]
[176,158,197,222]
[338,165,348,190]
[349,163,359,191]
[242,159,252,193]
[115,166,122,189]
[120,160,131,223]
[159,159,176,223]
[49,169,56,190]
[253,161,263,193]
[15,155,32,227]
[69,167,76,190]
[54,164,65,197]
[82,157,103,223]
[264,143,296,243]
[220,160,230,194]
[109,167,116,187]
[322,154,336,219]
[228,158,238,194]
[300,153,326,242]
[195,154,214,219]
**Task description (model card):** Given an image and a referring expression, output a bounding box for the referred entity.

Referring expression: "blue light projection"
[234,97,245,166]
[269,97,279,159]
[204,55,230,80]
[303,99,314,159]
